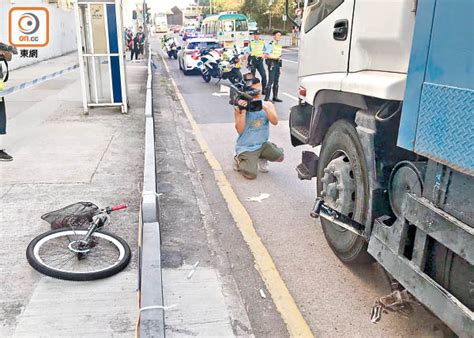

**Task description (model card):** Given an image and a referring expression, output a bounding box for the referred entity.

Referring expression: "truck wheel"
[317,119,374,264]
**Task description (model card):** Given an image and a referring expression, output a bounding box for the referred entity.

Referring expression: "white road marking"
[212,92,229,97]
[283,92,299,101]
[281,58,298,64]
[219,85,230,93]
[212,85,230,97]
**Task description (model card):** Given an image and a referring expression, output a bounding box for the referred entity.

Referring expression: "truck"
[285,0,473,335]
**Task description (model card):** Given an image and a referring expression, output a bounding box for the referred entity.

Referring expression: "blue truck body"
[398,0,474,176]
[368,1,474,334]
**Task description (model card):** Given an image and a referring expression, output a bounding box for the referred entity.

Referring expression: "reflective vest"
[268,42,282,60]
[250,40,265,58]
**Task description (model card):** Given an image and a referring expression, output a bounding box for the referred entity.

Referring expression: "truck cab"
[288,0,473,334]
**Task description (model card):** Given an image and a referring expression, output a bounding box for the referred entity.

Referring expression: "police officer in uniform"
[247,30,267,92]
[264,31,283,103]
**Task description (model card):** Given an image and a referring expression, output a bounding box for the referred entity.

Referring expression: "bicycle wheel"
[26,228,131,281]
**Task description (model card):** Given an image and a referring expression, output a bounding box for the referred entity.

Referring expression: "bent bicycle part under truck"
[286,0,473,335]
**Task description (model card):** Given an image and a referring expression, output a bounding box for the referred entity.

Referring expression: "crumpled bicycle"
[26,202,131,281]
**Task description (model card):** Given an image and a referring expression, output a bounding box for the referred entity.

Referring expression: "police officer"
[264,31,283,103]
[247,30,267,92]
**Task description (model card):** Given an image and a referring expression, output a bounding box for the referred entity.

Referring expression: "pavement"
[0,53,146,336]
[155,34,449,337]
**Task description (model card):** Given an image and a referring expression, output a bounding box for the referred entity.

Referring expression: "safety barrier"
[137,46,165,337]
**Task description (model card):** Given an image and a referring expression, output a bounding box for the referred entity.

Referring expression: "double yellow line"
[161,56,314,337]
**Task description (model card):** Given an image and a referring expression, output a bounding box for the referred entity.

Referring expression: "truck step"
[291,126,310,143]
[297,163,312,180]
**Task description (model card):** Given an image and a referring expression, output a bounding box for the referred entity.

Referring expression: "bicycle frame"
[73,204,127,251]
[82,213,109,243]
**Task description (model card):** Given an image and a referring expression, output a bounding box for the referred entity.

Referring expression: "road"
[156,36,446,336]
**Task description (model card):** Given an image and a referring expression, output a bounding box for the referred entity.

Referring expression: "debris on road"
[370,290,416,323]
[259,289,267,299]
[247,193,270,203]
[187,261,200,279]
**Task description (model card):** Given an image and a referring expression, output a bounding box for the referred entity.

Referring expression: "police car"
[182,27,198,41]
[178,38,222,75]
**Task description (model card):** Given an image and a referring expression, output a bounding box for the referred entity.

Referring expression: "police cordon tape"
[0,64,79,97]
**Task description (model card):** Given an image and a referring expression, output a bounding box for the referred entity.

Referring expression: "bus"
[201,13,250,49]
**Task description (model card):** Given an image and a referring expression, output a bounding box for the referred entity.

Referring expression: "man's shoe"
[272,98,283,103]
[258,159,269,173]
[0,150,13,161]
[233,156,240,172]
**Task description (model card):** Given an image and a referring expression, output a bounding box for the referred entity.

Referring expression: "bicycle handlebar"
[111,204,127,211]
[104,204,128,214]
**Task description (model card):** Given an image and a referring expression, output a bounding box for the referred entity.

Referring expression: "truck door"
[299,0,354,80]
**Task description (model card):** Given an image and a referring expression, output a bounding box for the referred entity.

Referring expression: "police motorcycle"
[199,45,243,85]
[161,36,179,60]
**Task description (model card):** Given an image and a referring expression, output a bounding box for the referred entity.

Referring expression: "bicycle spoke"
[42,252,73,265]
[55,254,77,270]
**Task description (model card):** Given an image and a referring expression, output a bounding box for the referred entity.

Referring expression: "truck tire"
[317,119,374,264]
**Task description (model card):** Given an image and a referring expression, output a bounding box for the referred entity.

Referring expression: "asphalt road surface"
[156,35,447,337]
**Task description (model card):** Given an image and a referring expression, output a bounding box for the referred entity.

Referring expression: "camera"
[0,42,18,55]
[229,77,263,112]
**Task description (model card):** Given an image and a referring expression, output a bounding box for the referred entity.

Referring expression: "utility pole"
[210,0,213,14]
[268,0,273,30]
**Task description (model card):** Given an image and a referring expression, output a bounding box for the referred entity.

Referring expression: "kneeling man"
[233,78,284,179]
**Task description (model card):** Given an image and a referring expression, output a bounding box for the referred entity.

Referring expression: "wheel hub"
[321,155,355,221]
[68,240,91,254]
[389,161,424,218]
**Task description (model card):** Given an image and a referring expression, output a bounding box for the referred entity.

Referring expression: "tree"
[242,0,267,26]
[242,0,295,31]
[200,0,244,15]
